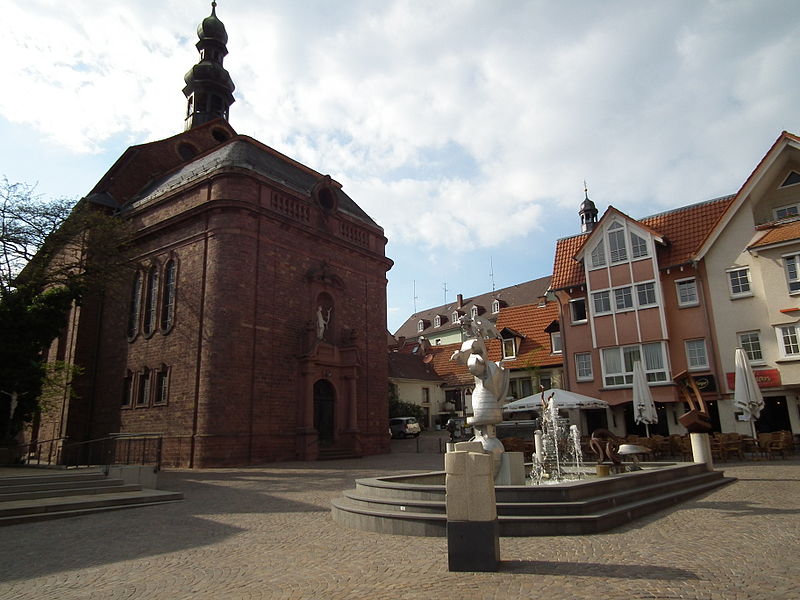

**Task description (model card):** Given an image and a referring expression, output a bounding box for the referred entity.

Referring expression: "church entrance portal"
[314,380,336,445]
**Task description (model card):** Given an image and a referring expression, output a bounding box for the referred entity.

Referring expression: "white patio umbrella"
[632,361,658,437]
[503,388,608,412]
[733,347,765,438]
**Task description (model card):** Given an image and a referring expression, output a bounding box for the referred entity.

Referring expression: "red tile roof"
[750,219,800,249]
[551,196,735,290]
[426,342,473,386]
[485,302,563,369]
[388,352,442,381]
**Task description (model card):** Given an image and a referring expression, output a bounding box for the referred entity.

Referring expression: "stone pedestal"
[445,450,500,572]
[495,451,525,485]
[690,432,713,469]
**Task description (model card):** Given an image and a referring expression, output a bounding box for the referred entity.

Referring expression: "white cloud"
[2,0,798,264]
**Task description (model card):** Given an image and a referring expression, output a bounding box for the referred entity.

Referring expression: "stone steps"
[331,462,735,536]
[0,470,183,526]
[318,448,362,461]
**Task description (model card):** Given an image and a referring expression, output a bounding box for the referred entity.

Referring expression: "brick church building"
[37,4,393,467]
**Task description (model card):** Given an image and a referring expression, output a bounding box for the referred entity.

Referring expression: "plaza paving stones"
[0,444,798,599]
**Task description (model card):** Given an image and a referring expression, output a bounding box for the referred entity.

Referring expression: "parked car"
[389,417,421,439]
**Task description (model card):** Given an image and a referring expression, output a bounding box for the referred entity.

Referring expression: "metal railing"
[61,434,163,471]
[10,433,163,470]
[13,436,68,466]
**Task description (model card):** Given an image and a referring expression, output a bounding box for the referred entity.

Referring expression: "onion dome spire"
[182,2,236,131]
[579,180,598,233]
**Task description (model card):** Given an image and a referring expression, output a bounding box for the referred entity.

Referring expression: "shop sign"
[693,374,716,393]
[725,368,782,390]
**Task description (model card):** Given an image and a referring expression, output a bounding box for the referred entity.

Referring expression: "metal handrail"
[12,436,68,466]
[60,434,163,471]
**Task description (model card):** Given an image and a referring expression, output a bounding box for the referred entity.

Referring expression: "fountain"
[529,393,586,484]
[332,326,733,536]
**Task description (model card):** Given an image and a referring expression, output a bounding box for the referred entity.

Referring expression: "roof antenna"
[443,282,448,304]
[489,256,496,292]
[413,280,418,314]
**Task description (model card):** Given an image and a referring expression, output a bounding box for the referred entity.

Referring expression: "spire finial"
[211,1,217,15]
[584,179,589,199]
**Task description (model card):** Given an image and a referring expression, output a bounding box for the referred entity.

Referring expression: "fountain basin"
[331,462,734,537]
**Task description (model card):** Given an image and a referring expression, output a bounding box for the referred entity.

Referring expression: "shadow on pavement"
[501,559,699,580]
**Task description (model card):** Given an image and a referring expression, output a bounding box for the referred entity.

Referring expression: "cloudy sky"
[1,0,797,332]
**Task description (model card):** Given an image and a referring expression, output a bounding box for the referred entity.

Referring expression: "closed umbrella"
[733,347,764,439]
[632,361,658,437]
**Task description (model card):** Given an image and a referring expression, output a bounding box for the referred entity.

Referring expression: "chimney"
[457,294,463,308]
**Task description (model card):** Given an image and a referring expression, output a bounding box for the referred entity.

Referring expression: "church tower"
[183,2,236,130]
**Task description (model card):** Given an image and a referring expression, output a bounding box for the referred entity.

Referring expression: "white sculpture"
[450,315,508,473]
[316,306,332,340]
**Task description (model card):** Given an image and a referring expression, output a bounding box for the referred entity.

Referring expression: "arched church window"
[161,259,177,332]
[143,267,159,336]
[127,271,143,339]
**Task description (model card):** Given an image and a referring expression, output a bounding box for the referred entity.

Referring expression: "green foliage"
[0,178,133,437]
[389,397,426,423]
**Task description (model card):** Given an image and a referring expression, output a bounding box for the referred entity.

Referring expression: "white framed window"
[675,278,699,307]
[417,320,425,333]
[608,223,628,263]
[570,298,587,323]
[636,282,657,307]
[502,338,517,359]
[470,306,479,318]
[727,267,752,298]
[451,310,460,323]
[685,339,708,370]
[630,231,648,259]
[780,171,800,187]
[491,299,500,314]
[590,240,606,268]
[614,286,634,311]
[783,253,800,293]
[601,342,668,387]
[776,324,800,358]
[575,353,593,381]
[738,331,764,364]
[592,290,611,314]
[774,203,800,219]
[434,315,442,328]
[550,332,562,354]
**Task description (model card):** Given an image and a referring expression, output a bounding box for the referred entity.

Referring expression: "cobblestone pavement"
[1,439,799,600]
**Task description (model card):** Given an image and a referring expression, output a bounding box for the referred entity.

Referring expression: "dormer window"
[470,306,479,318]
[491,299,500,314]
[451,310,461,323]
[417,320,425,333]
[434,315,442,328]
[550,331,562,354]
[502,338,517,359]
[774,203,800,220]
